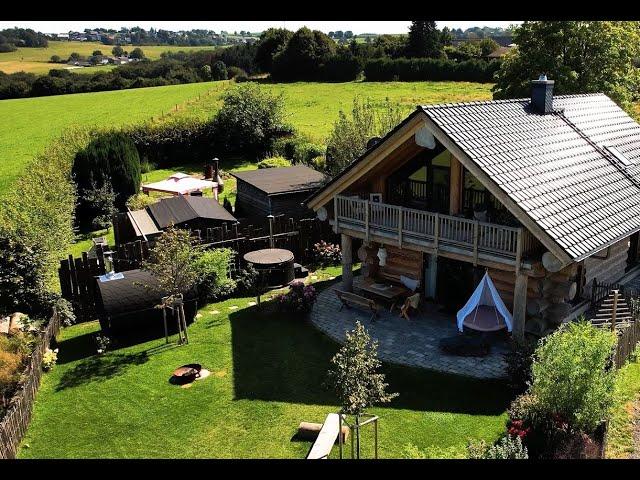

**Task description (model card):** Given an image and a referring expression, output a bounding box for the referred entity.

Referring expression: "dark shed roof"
[95,269,164,318]
[147,195,237,229]
[231,166,326,195]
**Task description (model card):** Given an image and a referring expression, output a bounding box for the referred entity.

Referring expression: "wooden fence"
[0,311,60,459]
[59,215,337,322]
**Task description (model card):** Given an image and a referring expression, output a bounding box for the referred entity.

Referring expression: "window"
[604,145,634,167]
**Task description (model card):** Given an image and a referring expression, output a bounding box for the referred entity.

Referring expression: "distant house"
[231,166,326,220]
[114,195,238,245]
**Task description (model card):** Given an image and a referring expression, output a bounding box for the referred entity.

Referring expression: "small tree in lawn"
[141,225,200,344]
[325,321,398,458]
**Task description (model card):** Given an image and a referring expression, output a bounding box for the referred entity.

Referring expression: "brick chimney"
[531,74,554,114]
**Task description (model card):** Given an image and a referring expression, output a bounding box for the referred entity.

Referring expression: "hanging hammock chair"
[456,272,513,333]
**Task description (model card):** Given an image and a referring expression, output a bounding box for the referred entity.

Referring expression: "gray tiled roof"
[421,93,640,261]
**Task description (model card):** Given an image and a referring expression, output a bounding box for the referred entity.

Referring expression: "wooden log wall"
[583,238,631,298]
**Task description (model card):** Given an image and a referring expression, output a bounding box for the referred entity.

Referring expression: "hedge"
[364,57,501,83]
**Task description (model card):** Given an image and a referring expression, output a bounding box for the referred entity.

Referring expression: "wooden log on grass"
[297,422,350,442]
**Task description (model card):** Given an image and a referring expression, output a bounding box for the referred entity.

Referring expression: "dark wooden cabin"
[231,166,326,221]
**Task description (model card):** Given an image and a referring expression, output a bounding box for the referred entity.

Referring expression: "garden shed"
[231,166,326,220]
[94,269,197,334]
[115,195,238,244]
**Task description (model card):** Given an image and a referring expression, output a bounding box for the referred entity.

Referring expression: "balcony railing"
[334,195,539,268]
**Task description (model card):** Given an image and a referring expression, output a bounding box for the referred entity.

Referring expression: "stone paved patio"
[310,282,509,379]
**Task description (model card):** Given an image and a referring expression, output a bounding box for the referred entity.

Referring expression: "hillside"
[0,40,219,75]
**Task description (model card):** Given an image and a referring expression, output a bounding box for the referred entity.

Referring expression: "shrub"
[227,66,247,79]
[140,159,156,173]
[277,281,318,313]
[467,435,528,459]
[363,57,500,83]
[126,193,158,211]
[0,333,34,407]
[49,54,62,63]
[79,178,118,230]
[41,348,58,372]
[0,43,17,53]
[212,83,290,158]
[194,249,237,303]
[72,131,141,212]
[234,265,259,295]
[312,240,341,267]
[292,142,325,166]
[211,60,228,81]
[54,297,76,327]
[94,333,111,355]
[310,155,326,172]
[257,156,291,169]
[529,320,617,433]
[503,338,537,394]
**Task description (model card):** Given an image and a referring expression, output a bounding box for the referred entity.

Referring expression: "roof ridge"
[420,92,607,111]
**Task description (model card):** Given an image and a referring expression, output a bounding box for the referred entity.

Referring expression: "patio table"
[354,277,411,312]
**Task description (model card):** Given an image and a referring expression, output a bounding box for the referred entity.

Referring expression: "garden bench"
[334,289,380,322]
[306,413,342,459]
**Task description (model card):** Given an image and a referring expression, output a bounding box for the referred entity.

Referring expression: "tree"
[112,45,124,56]
[255,28,292,73]
[326,96,404,175]
[92,49,103,56]
[406,21,442,58]
[68,52,81,62]
[493,21,640,111]
[49,55,62,63]
[213,82,288,157]
[441,26,454,47]
[479,37,499,57]
[200,64,212,80]
[271,27,336,81]
[129,47,145,59]
[80,178,117,230]
[141,226,200,344]
[325,321,398,458]
[211,60,228,80]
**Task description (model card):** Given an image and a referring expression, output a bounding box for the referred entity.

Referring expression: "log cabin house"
[305,77,640,341]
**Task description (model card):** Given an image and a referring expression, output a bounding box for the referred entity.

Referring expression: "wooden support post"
[434,213,439,252]
[333,198,339,234]
[398,208,403,248]
[612,289,619,332]
[341,234,353,292]
[427,253,437,299]
[513,272,528,343]
[449,156,463,215]
[473,220,479,266]
[515,228,523,276]
[365,200,370,242]
[268,215,275,248]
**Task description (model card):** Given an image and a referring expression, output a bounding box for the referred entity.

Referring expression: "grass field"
[606,353,640,458]
[0,80,492,197]
[18,268,510,459]
[0,40,218,75]
[172,80,495,143]
[0,81,230,195]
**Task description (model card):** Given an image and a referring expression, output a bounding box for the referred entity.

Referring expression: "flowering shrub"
[94,333,111,355]
[312,240,341,267]
[467,435,528,459]
[277,281,318,313]
[42,348,58,372]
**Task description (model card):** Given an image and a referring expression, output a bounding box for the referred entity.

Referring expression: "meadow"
[0,81,230,194]
[0,40,218,75]
[0,80,493,196]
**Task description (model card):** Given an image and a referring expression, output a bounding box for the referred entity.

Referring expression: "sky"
[0,21,521,35]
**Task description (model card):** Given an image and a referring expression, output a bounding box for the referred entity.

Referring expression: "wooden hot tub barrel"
[243,248,295,288]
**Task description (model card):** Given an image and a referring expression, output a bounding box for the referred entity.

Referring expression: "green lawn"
[0,81,230,195]
[606,352,640,458]
[0,40,219,75]
[19,269,510,459]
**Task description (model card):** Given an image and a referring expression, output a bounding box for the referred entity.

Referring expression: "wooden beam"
[341,234,353,292]
[449,154,463,215]
[513,272,528,342]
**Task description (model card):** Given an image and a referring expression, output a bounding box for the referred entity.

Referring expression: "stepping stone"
[328,276,336,280]
[196,314,203,319]
[248,301,257,306]
[228,305,238,310]
[210,310,220,315]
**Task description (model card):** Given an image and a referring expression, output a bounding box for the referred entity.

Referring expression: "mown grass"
[0,40,218,75]
[19,267,510,459]
[606,351,640,458]
[0,81,229,195]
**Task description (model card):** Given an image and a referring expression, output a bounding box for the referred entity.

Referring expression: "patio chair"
[399,293,421,321]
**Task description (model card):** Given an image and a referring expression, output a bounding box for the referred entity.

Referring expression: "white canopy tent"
[456,272,513,333]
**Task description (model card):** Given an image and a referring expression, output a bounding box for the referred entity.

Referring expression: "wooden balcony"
[333,195,539,270]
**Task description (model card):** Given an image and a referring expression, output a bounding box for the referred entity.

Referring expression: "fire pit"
[171,363,202,384]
